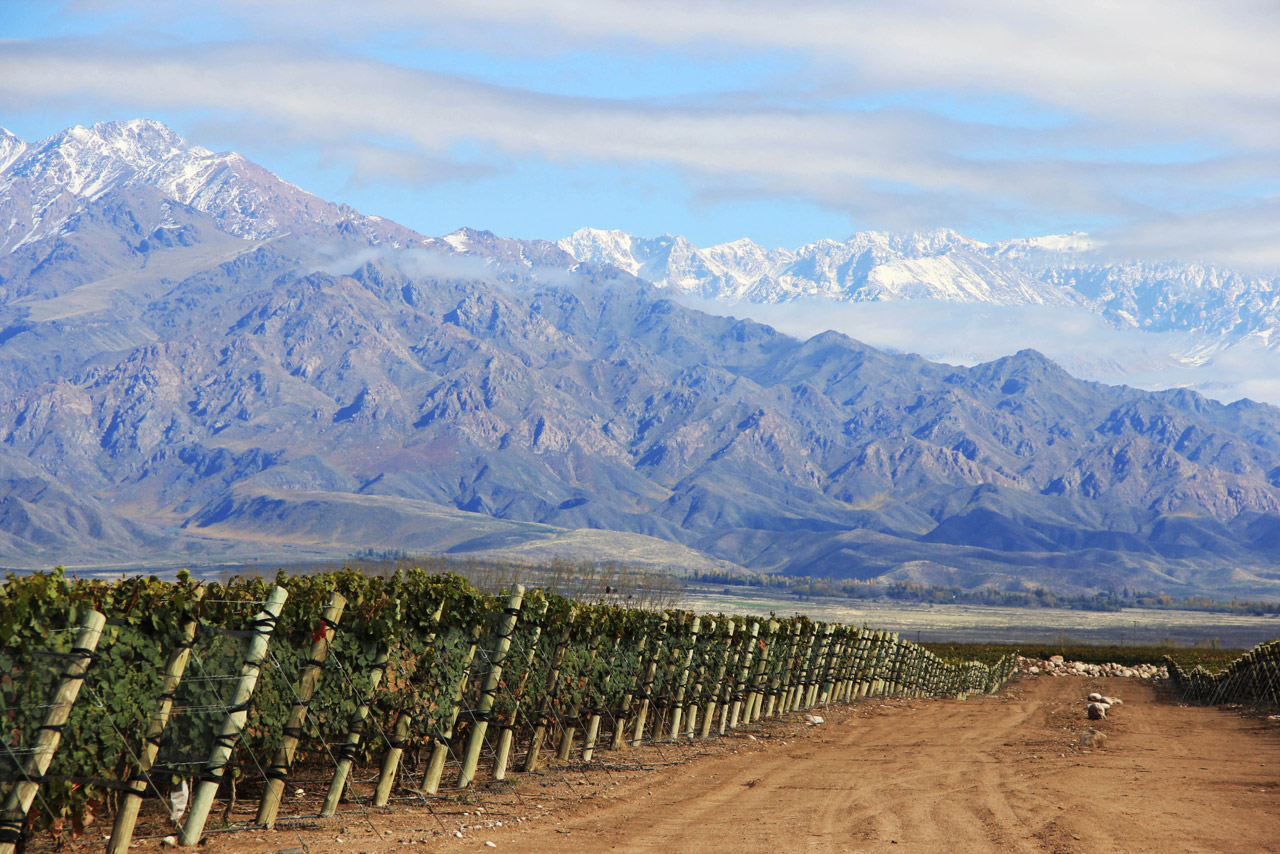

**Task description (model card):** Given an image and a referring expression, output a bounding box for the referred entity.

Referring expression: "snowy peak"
[448,227,576,268]
[0,128,26,174]
[82,119,187,169]
[559,228,642,274]
[1,118,428,253]
[560,227,1082,306]
[560,225,1280,344]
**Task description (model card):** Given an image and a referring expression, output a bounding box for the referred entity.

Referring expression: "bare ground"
[176,677,1280,854]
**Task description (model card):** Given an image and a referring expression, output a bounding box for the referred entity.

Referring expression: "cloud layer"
[686,296,1280,407]
[9,1,1280,262]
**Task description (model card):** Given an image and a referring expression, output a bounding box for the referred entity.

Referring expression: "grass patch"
[922,641,1246,670]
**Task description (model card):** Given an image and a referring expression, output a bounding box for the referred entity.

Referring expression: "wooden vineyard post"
[611,633,648,750]
[373,600,445,807]
[108,590,205,854]
[628,612,669,748]
[457,586,524,788]
[728,621,760,729]
[525,608,578,771]
[492,599,548,780]
[841,629,859,700]
[861,631,882,698]
[666,617,700,740]
[875,632,895,696]
[904,638,918,696]
[908,646,925,697]
[827,628,850,704]
[927,652,943,697]
[744,621,776,724]
[421,625,483,794]
[650,614,685,741]
[181,585,288,846]
[320,646,390,817]
[257,592,346,828]
[849,630,870,699]
[717,627,745,735]
[778,625,801,712]
[787,626,814,711]
[700,621,735,738]
[844,629,867,701]
[0,610,106,854]
[868,632,889,697]
[582,637,622,762]
[885,634,903,694]
[830,627,854,704]
[890,634,908,696]
[765,623,798,719]
[806,624,835,708]
[557,632,603,760]
[818,628,844,706]
[682,620,712,737]
[790,625,821,712]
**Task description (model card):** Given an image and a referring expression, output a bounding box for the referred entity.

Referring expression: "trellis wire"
[0,569,1017,852]
[1164,640,1280,707]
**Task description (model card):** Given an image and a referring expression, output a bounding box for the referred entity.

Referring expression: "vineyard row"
[1164,640,1280,707]
[0,568,1016,852]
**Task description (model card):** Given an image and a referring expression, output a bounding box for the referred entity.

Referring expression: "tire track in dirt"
[187,677,1280,854]
[497,677,1280,854]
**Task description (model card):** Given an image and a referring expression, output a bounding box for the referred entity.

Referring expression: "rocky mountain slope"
[4,121,1280,597]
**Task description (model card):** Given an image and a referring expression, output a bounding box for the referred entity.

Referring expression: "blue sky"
[5,1,1280,258]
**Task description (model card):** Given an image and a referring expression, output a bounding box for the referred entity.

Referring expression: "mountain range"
[558,227,1280,344]
[4,119,1280,598]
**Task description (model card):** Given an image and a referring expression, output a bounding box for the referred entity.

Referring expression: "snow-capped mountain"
[0,119,420,254]
[559,227,1280,345]
[6,118,1280,598]
[559,227,1088,306]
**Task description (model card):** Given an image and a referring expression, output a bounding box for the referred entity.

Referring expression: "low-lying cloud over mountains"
[560,227,1280,406]
[4,120,1280,598]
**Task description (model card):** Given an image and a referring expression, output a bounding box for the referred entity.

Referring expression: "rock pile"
[1017,654,1166,679]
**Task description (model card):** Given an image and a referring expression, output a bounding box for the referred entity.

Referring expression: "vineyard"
[1165,639,1280,706]
[0,568,1016,852]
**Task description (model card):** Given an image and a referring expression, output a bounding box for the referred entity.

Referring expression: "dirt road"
[192,677,1280,854]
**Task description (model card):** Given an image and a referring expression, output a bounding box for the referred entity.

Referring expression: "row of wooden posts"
[0,583,1015,854]
[1164,640,1280,707]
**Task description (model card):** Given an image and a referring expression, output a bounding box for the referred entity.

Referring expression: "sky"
[5,1,1280,260]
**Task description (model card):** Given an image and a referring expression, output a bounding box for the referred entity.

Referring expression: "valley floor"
[171,676,1280,854]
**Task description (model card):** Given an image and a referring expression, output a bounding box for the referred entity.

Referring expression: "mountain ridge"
[3,120,1280,598]
[558,227,1280,346]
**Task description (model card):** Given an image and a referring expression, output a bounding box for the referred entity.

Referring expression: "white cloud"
[80,1,1280,145]
[679,295,1280,406]
[16,2,1280,266]
[2,39,1276,238]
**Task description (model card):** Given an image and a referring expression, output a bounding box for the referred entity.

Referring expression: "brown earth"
[176,677,1280,854]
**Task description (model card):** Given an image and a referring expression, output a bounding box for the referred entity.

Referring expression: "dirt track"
[191,677,1280,854]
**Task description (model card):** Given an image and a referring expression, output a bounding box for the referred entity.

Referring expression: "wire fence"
[0,567,1017,852]
[1163,639,1280,706]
